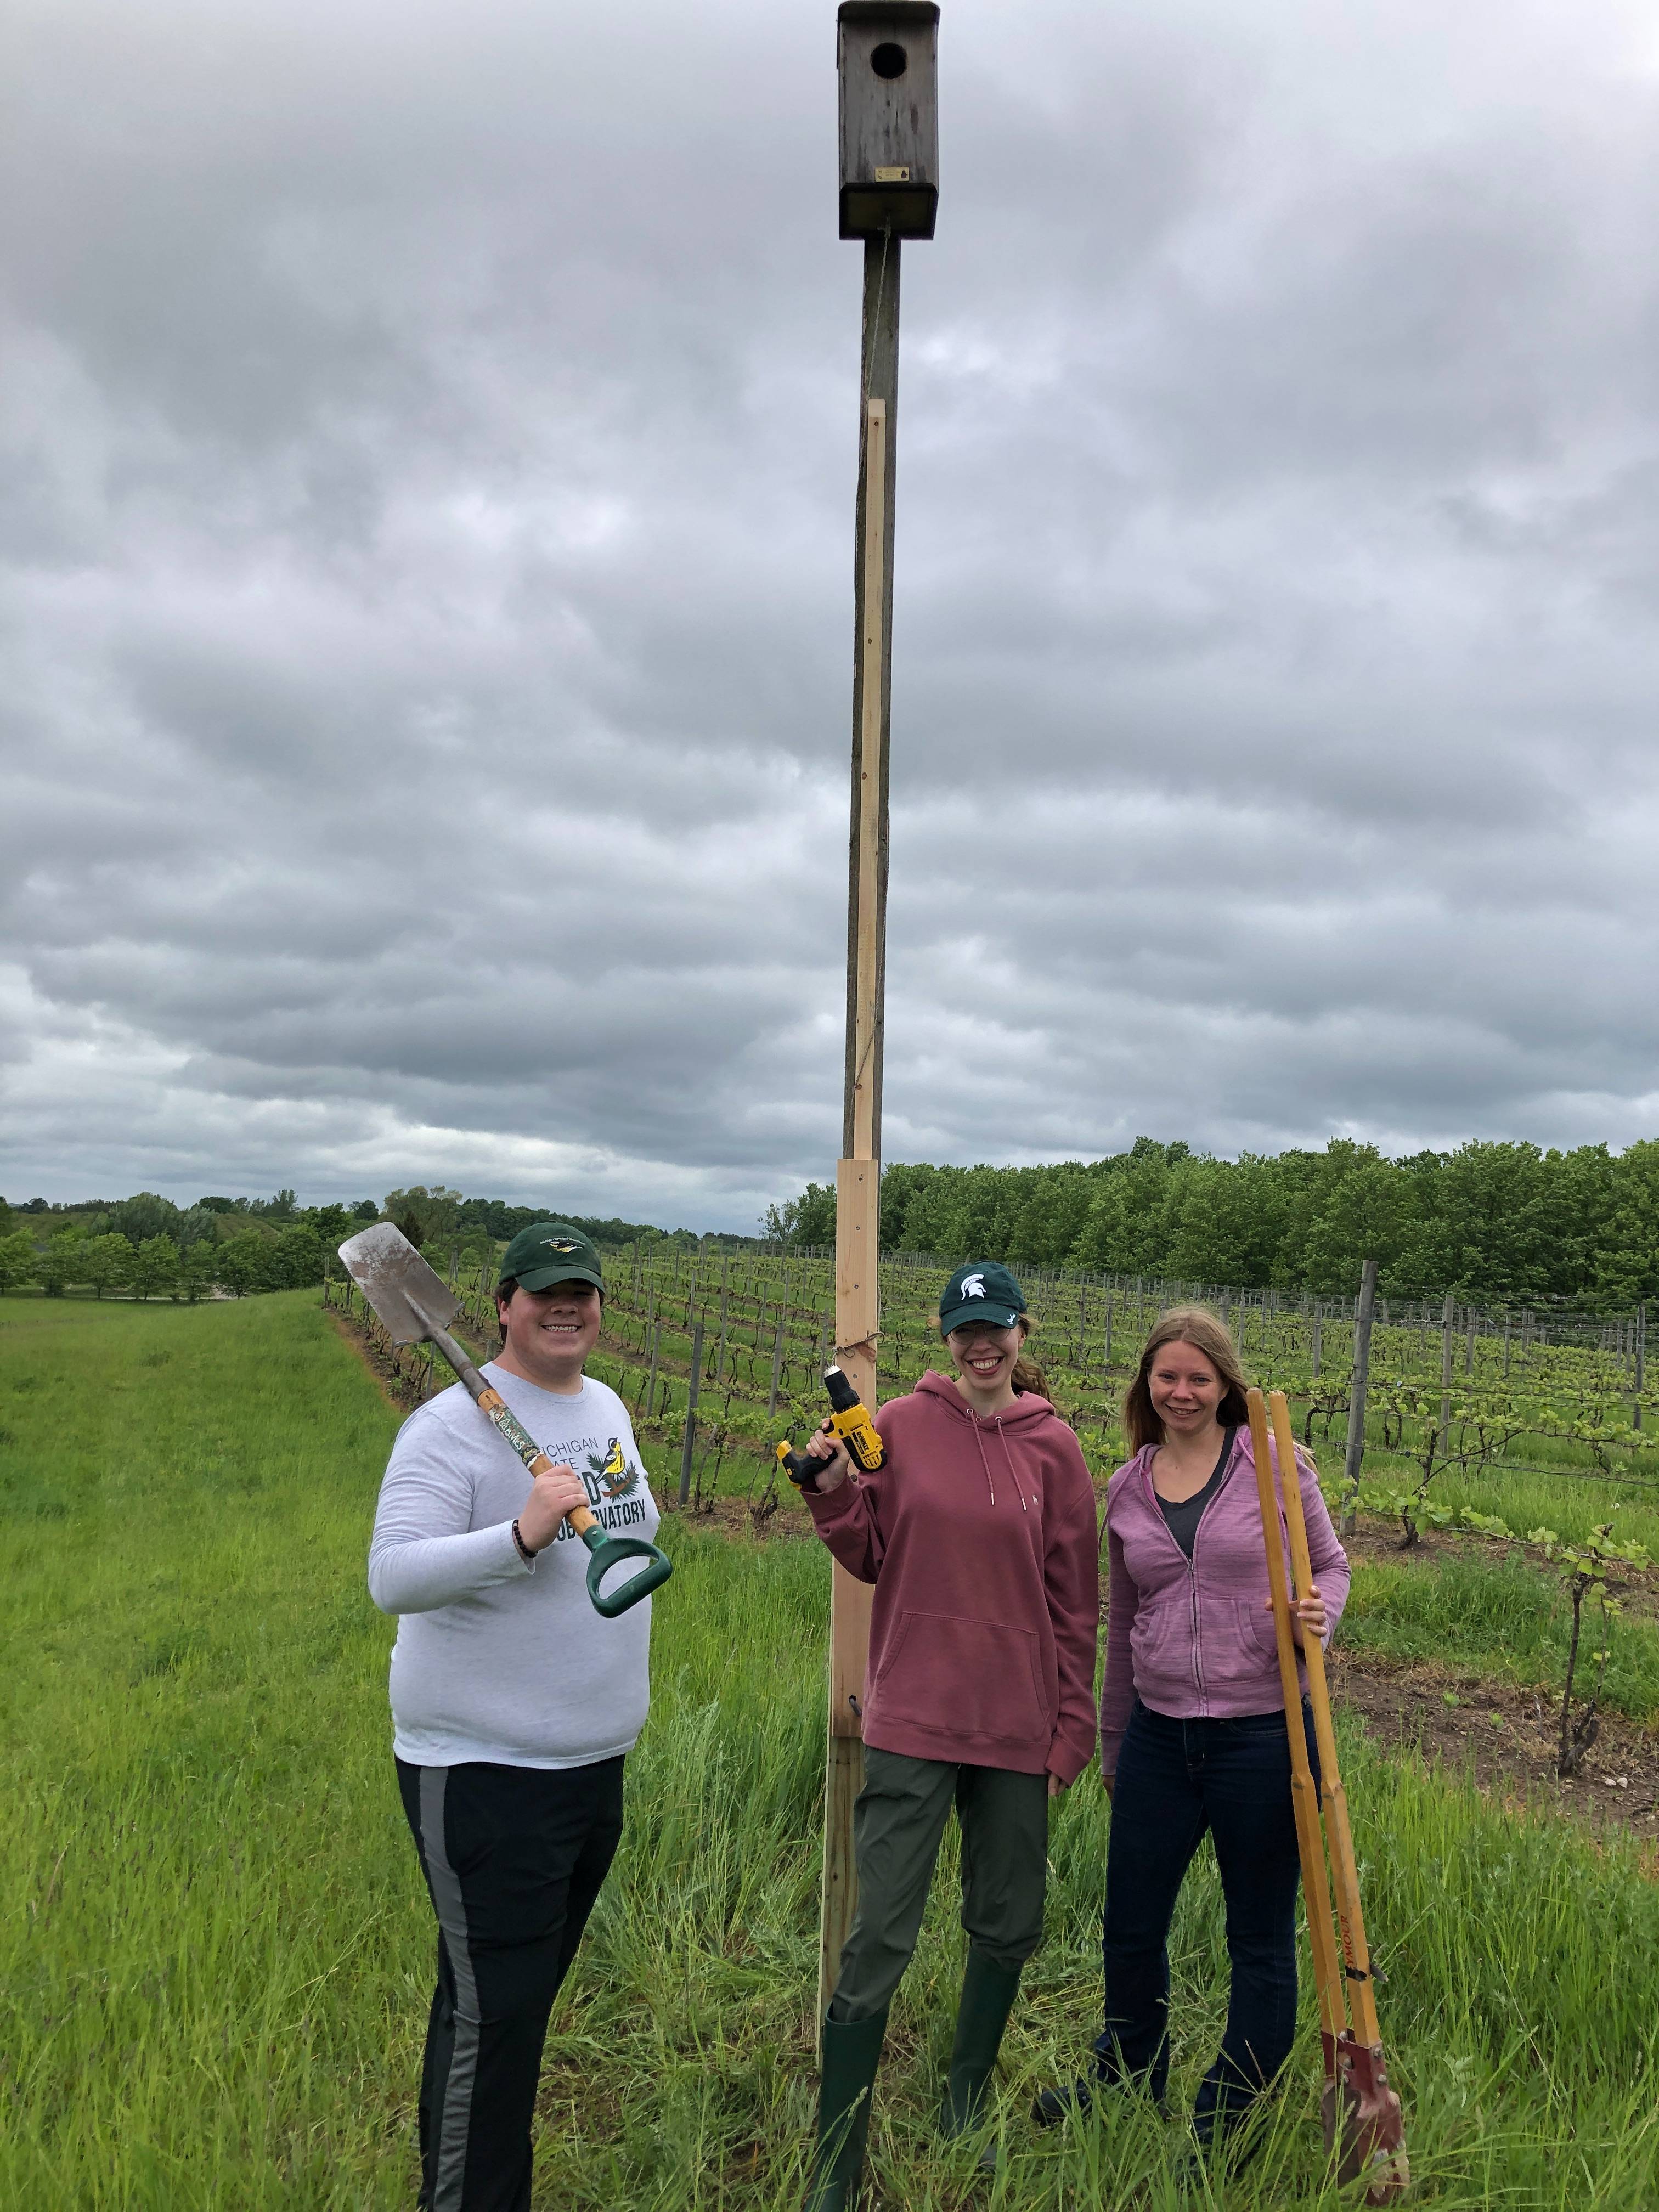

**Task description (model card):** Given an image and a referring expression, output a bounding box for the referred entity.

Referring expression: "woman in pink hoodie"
[796,1260,1099,2210]
[1036,1305,1348,2165]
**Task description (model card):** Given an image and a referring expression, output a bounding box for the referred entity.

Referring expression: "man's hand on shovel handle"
[1265,1583,1328,1646]
[801,1420,851,1493]
[516,1463,591,1553]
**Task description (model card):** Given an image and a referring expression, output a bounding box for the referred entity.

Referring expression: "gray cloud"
[5,0,1659,1224]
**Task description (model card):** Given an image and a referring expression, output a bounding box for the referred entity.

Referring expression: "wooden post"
[1438,1292,1455,1452]
[818,229,901,2022]
[1340,1257,1378,1537]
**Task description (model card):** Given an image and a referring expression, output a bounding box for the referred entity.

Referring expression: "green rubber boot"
[940,1950,1025,2139]
[805,2007,888,2212]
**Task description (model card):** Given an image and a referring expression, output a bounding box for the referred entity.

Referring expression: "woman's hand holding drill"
[802,1419,851,1492]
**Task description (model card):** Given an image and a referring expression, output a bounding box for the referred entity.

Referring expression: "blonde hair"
[1122,1305,1250,1452]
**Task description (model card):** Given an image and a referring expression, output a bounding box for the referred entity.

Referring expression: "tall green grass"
[1342,1550,1659,1719]
[3,1294,1658,2206]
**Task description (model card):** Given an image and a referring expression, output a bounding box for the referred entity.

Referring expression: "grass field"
[5,1292,1659,2207]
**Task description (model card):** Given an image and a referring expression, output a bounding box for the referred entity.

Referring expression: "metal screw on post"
[1340,1259,1378,1538]
[679,1314,705,1507]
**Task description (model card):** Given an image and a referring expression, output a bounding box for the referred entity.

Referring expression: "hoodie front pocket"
[873,1612,1048,1744]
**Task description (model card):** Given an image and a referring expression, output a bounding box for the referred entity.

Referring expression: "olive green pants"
[828,1747,1049,2024]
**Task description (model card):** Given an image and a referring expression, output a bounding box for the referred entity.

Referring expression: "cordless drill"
[776,1365,885,1486]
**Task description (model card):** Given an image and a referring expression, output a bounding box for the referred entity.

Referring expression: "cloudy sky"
[6,0,1659,1229]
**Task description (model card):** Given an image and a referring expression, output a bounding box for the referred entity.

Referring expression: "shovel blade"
[1330,2034,1409,2202]
[337,1223,462,1345]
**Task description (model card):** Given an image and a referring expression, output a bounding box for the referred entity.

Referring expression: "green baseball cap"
[499,1222,605,1294]
[939,1260,1026,1336]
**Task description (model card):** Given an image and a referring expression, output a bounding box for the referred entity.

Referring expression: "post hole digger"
[340,1222,672,1618]
[1248,1386,1408,2202]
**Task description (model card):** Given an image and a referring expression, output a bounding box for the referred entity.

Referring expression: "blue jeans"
[1096,1699,1320,2143]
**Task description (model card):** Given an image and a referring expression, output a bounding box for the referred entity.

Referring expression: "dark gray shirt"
[1157,1428,1237,1561]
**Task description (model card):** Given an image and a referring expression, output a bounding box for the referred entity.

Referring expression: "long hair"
[1011,1320,1048,1400]
[1121,1305,1250,1452]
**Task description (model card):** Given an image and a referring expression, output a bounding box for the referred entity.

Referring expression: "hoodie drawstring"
[994,1417,1029,1513]
[971,1419,997,1507]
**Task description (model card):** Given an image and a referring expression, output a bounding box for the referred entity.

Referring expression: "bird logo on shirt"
[589,1437,640,1499]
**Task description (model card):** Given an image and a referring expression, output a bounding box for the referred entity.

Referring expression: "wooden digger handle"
[1267,1391,1384,2049]
[1247,1389,1346,2046]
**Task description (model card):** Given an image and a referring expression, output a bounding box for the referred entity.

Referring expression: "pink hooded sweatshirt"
[1099,1425,1350,1780]
[803,1370,1100,1785]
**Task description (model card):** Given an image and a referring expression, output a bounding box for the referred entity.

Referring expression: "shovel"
[338,1224,672,1620]
[1249,1387,1408,2203]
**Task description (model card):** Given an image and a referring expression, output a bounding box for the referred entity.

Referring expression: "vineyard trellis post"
[766,1311,786,1417]
[678,1314,704,1507]
[1340,1257,1378,1538]
[1635,1301,1646,1432]
[1438,1291,1455,1451]
[817,0,939,2021]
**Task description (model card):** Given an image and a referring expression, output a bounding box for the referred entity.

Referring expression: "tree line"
[0,1184,747,1301]
[770,1137,1659,1309]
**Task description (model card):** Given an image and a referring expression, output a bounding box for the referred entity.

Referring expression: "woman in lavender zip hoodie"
[795,1260,1099,2211]
[1036,1305,1348,2163]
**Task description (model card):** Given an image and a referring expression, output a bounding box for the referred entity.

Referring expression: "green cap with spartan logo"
[499,1222,605,1294]
[939,1260,1026,1336]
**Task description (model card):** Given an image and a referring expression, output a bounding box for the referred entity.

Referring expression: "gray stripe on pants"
[420,1768,482,2212]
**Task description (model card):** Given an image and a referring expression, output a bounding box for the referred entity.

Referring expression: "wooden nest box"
[837,2,939,240]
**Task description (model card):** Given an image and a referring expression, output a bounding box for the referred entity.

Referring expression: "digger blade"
[1333,2033,1409,2203]
[336,1223,463,1346]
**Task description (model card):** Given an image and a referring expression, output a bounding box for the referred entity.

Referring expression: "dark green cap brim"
[511,1263,605,1294]
[940,1301,1021,1335]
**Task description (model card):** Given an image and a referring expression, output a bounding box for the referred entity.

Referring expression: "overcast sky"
[5,0,1659,1229]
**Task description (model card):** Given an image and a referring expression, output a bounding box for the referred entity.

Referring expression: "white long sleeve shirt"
[368,1365,659,1769]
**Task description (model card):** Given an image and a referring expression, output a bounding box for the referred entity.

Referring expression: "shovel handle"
[471,1385,599,1538]
[404,1302,665,1617]
[405,1304,602,1539]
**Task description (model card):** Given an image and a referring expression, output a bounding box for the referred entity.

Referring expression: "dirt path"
[1329,1644,1659,1848]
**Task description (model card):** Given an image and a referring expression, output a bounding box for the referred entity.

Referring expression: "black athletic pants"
[396,1754,625,2212]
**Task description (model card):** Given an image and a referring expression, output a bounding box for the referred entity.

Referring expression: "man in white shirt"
[369,1222,660,2212]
